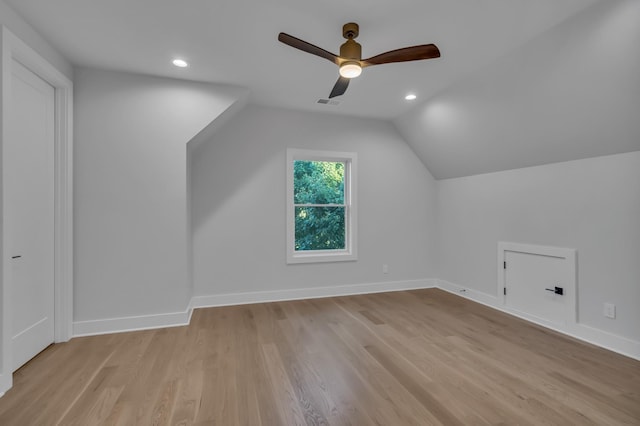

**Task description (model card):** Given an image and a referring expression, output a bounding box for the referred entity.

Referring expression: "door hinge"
[503,287,506,296]
[503,261,507,269]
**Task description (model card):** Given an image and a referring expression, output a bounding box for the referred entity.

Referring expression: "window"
[286,149,357,264]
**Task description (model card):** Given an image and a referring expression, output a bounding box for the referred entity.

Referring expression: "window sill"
[287,250,357,264]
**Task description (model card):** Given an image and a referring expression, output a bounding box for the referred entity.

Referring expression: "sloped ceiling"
[394,0,640,179]
[5,0,638,179]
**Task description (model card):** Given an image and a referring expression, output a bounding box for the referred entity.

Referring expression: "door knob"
[11,255,22,259]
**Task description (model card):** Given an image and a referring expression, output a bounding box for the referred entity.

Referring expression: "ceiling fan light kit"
[278,22,440,98]
[339,62,362,78]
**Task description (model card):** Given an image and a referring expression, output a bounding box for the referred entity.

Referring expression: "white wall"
[191,104,438,298]
[73,67,245,325]
[437,152,640,344]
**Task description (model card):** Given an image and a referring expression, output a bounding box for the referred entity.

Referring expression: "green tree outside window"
[293,160,345,251]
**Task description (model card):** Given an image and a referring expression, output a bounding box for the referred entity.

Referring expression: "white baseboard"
[437,279,500,306]
[192,279,437,308]
[69,277,639,362]
[72,307,193,337]
[72,279,435,337]
[437,279,640,361]
[0,373,10,399]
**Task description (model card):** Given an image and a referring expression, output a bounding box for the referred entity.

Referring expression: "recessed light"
[405,93,417,101]
[172,59,188,68]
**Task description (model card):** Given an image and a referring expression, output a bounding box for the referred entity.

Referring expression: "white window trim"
[286,148,357,264]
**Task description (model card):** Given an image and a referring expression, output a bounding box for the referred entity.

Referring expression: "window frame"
[286,148,358,264]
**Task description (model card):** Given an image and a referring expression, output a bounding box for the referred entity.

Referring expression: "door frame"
[497,241,577,325]
[1,26,73,395]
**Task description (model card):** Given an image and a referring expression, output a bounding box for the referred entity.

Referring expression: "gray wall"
[0,0,72,79]
[190,104,438,296]
[437,152,640,342]
[73,67,243,321]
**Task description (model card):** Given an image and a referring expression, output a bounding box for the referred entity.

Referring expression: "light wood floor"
[0,289,638,425]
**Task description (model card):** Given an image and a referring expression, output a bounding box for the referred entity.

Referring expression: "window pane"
[295,206,345,251]
[293,160,344,205]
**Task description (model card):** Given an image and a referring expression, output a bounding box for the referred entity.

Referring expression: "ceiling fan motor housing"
[340,39,362,61]
[340,22,362,61]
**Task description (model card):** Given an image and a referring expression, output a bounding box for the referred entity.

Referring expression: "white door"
[6,59,55,371]
[504,250,569,326]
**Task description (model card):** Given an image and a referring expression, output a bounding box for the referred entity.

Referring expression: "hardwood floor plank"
[270,323,331,425]
[196,307,239,425]
[261,343,308,425]
[0,289,637,425]
[287,299,394,425]
[276,302,369,426]
[233,306,269,426]
[358,309,385,325]
[363,342,465,426]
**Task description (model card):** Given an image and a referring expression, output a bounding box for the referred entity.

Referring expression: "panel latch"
[545,286,564,295]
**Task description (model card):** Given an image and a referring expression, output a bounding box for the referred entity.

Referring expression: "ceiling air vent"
[317,99,340,106]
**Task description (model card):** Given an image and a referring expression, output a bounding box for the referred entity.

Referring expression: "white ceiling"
[6,0,598,120]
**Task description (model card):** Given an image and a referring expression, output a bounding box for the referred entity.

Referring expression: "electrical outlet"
[382,264,389,274]
[604,303,616,319]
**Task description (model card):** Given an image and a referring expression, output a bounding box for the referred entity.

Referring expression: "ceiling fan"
[278,22,440,98]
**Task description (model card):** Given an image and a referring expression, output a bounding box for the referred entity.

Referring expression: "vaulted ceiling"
[6,0,639,178]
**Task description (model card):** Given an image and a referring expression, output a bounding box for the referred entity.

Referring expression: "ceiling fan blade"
[329,76,350,98]
[278,33,340,65]
[362,44,440,67]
